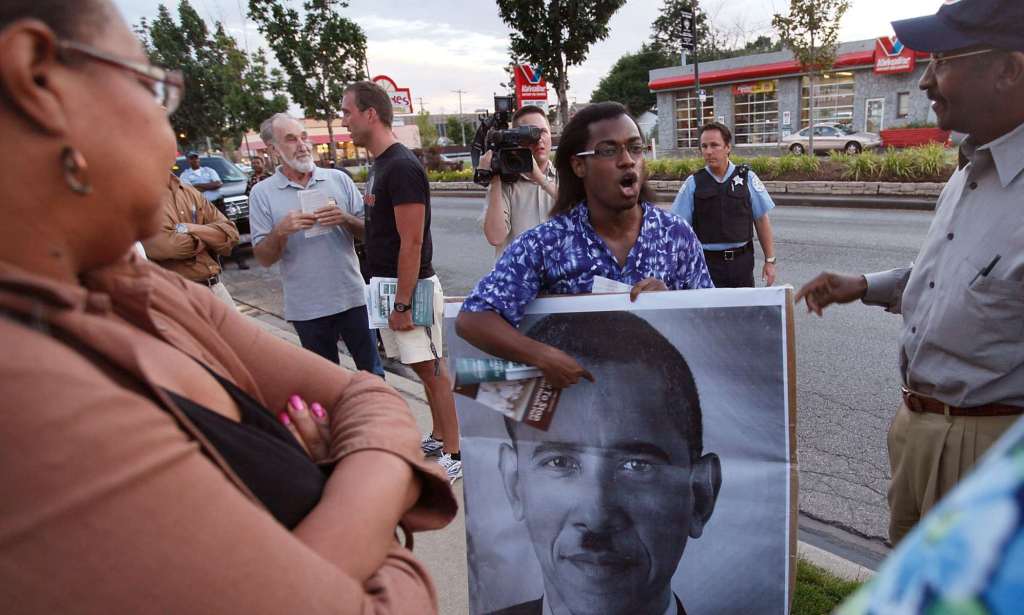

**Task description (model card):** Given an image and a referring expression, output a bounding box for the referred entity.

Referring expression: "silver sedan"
[780,123,881,155]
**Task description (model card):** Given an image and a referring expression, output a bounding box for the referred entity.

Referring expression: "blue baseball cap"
[892,0,1024,53]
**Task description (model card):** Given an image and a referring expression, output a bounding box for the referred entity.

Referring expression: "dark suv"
[172,155,251,243]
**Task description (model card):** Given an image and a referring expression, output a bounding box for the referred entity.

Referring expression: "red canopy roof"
[648,50,886,91]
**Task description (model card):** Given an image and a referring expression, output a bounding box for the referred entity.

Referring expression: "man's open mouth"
[619,173,639,198]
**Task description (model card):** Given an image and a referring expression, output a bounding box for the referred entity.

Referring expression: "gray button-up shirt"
[863,121,1024,407]
[249,167,366,322]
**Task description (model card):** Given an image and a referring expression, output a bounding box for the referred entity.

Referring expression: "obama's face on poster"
[499,361,721,615]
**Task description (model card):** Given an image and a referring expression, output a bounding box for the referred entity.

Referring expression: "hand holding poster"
[445,288,797,615]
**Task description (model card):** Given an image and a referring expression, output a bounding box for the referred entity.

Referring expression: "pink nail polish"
[278,412,291,426]
[311,403,326,419]
[289,395,303,411]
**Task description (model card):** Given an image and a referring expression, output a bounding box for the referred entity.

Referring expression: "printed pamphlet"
[452,358,559,430]
[366,277,434,329]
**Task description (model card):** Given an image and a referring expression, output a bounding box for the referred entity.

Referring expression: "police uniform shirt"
[670,162,775,250]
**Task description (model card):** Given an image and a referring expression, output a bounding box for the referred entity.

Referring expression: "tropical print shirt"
[461,201,713,326]
[838,416,1024,615]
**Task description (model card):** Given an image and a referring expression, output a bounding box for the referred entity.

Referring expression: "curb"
[238,304,877,584]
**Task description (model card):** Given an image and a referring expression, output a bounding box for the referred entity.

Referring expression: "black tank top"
[163,367,327,530]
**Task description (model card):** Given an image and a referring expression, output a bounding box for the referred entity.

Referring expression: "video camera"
[471,94,541,186]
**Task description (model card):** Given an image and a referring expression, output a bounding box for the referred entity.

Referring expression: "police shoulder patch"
[752,173,766,193]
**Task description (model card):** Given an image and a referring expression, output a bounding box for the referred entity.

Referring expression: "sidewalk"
[241,307,876,614]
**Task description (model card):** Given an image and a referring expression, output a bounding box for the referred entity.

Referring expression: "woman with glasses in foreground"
[0,2,456,613]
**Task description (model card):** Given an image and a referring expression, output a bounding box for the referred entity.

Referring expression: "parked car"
[172,155,251,244]
[780,123,881,155]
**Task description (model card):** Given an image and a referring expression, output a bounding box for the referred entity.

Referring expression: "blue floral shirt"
[838,416,1024,615]
[461,202,713,326]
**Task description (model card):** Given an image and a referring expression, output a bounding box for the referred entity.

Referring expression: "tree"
[773,0,850,153]
[248,0,367,159]
[496,0,626,129]
[137,2,287,152]
[590,44,674,117]
[445,116,474,146]
[414,111,439,148]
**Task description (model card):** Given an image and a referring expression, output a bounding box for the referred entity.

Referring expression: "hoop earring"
[61,146,92,195]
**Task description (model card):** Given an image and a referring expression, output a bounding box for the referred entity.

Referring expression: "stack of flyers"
[452,358,559,431]
[365,277,434,329]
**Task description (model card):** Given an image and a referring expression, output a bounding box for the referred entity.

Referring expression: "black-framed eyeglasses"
[927,48,995,70]
[57,40,184,115]
[575,142,645,160]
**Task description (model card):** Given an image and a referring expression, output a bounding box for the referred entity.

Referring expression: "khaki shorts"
[379,275,445,365]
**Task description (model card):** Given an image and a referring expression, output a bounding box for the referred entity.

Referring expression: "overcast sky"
[112,0,944,116]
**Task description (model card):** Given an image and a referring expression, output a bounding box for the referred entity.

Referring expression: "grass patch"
[792,559,863,615]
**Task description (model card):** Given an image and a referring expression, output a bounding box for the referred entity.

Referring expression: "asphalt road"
[223,197,933,542]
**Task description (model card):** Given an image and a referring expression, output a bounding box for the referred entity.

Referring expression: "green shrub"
[841,151,882,180]
[794,154,821,174]
[909,143,947,178]
[427,168,474,182]
[748,156,779,179]
[353,169,369,182]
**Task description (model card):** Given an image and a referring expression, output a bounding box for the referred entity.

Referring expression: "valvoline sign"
[514,64,548,103]
[874,36,915,74]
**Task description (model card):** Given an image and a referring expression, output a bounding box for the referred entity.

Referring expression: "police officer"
[671,122,777,287]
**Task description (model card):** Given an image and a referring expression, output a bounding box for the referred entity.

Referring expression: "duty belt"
[901,386,1024,417]
[704,242,752,262]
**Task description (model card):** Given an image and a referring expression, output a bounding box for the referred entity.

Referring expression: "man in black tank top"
[670,122,778,288]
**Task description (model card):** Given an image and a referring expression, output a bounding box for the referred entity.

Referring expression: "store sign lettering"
[874,36,916,74]
[515,64,549,102]
[732,81,775,96]
[371,75,414,115]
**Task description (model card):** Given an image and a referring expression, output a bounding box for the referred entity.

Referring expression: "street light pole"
[452,89,468,146]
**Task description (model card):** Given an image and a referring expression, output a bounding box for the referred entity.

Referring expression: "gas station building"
[648,37,936,157]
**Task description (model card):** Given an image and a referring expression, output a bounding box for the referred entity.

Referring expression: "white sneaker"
[437,453,463,484]
[420,433,444,458]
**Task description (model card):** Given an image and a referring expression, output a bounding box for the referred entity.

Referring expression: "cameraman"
[478,105,557,257]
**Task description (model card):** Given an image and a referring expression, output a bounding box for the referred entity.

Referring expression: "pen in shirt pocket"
[969,254,1001,285]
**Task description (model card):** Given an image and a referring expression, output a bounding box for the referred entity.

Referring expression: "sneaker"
[420,434,444,457]
[437,453,463,484]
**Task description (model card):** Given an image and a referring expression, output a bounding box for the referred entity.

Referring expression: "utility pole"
[417,97,427,113]
[452,89,468,146]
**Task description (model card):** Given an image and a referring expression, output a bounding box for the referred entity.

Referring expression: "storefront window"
[800,72,855,130]
[675,89,716,149]
[733,81,779,145]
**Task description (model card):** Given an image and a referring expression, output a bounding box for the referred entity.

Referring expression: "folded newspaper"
[453,358,559,430]
[365,277,434,329]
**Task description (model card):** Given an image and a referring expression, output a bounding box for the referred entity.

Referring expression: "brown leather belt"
[901,387,1024,417]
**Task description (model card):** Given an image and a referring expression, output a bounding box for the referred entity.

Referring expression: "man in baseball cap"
[797,0,1024,544]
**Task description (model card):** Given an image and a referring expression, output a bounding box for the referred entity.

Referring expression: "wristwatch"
[394,302,411,313]
[765,256,777,264]
[175,223,189,234]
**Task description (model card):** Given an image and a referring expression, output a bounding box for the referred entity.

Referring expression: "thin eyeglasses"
[57,40,184,115]
[928,48,995,70]
[575,143,645,159]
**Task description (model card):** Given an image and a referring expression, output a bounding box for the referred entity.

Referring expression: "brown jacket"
[141,174,239,281]
[0,255,457,614]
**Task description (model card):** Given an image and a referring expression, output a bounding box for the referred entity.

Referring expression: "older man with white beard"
[248,113,384,377]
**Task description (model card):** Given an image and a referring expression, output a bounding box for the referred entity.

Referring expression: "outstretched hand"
[795,272,867,316]
[536,344,595,389]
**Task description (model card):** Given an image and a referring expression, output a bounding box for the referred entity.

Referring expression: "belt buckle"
[723,250,735,262]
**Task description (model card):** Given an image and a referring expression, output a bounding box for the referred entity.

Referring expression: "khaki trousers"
[887,402,1018,545]
[210,281,236,310]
